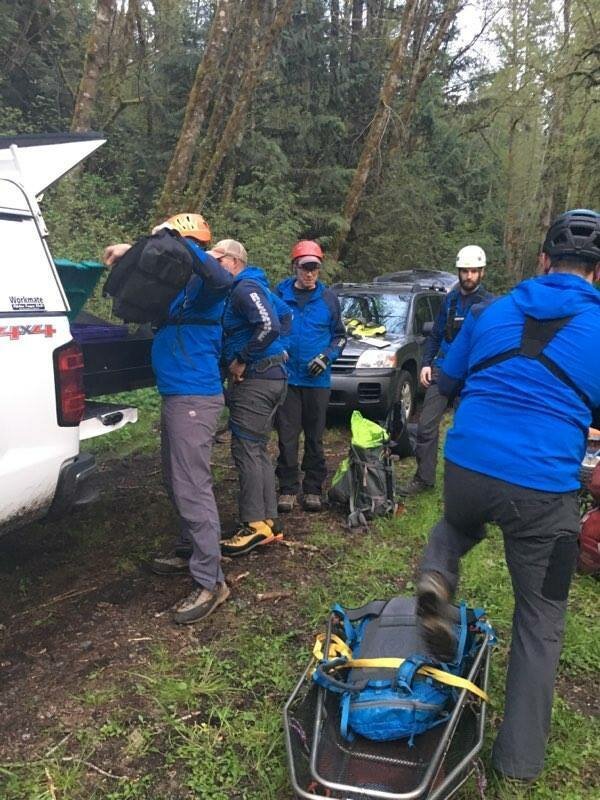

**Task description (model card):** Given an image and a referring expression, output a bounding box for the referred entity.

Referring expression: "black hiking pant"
[414,368,452,486]
[420,459,579,780]
[275,385,330,496]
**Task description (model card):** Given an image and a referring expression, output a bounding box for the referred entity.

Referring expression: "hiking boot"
[416,571,456,662]
[151,552,190,575]
[302,493,322,512]
[278,494,296,513]
[220,521,283,557]
[398,476,434,496]
[172,582,230,625]
[492,768,537,787]
[265,518,284,535]
[222,518,283,539]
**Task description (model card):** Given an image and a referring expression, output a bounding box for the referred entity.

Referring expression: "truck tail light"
[54,340,85,426]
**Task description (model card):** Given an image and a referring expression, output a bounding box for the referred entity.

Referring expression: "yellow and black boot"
[221,521,282,557]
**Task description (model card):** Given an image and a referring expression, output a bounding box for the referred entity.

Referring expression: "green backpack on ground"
[328,411,397,527]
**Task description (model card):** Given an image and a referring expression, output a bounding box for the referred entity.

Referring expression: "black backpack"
[103,229,195,325]
[328,411,397,527]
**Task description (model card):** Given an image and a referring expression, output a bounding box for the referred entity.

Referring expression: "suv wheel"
[396,370,415,420]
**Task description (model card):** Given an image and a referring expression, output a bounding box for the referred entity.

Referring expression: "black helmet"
[543,208,600,263]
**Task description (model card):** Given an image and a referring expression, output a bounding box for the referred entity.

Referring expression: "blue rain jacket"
[439,273,600,491]
[151,240,232,396]
[422,284,493,368]
[222,266,291,374]
[276,277,346,388]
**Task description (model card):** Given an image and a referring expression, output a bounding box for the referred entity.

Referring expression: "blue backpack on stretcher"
[312,596,495,743]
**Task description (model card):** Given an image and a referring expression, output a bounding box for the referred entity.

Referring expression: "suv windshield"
[338,293,409,335]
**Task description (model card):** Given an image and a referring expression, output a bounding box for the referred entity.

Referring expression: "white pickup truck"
[0,133,153,535]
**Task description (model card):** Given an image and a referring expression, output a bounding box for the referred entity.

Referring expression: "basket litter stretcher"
[284,598,494,800]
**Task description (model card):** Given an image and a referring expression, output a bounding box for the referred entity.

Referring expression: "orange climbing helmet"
[166,212,211,244]
[291,240,324,262]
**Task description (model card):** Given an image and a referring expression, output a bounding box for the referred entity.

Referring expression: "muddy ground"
[0,432,353,767]
[1,426,598,798]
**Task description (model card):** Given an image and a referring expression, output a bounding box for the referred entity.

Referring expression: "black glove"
[307,353,329,377]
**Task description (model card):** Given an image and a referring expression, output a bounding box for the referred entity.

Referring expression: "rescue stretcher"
[284,607,494,800]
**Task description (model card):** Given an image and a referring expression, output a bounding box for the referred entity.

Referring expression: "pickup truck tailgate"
[80,401,138,441]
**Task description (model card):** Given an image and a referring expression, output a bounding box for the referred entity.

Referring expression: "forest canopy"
[2,0,599,291]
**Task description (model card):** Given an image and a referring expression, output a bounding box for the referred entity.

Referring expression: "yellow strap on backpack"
[312,632,489,703]
[335,657,489,703]
[312,633,352,662]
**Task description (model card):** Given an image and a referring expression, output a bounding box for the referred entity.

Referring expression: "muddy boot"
[416,571,456,662]
[398,476,434,496]
[151,551,191,575]
[277,494,296,513]
[302,494,322,512]
[172,582,230,625]
[492,769,537,788]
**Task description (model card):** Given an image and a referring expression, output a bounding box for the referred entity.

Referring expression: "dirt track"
[0,436,348,767]
[2,430,598,799]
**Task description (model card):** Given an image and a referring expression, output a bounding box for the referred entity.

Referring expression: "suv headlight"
[356,349,397,369]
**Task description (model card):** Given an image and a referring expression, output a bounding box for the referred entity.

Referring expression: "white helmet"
[456,245,486,270]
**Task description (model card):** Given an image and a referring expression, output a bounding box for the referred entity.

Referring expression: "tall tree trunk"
[565,104,591,208]
[366,0,385,38]
[390,0,461,153]
[155,0,238,220]
[102,0,137,128]
[332,0,418,261]
[334,0,461,260]
[504,116,522,281]
[350,0,364,63]
[190,0,296,210]
[537,0,572,239]
[502,0,543,282]
[187,0,260,199]
[330,0,340,101]
[71,0,116,132]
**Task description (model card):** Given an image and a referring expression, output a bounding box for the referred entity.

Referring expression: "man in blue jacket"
[416,210,600,783]
[215,240,292,557]
[275,240,346,512]
[104,214,234,625]
[400,245,493,495]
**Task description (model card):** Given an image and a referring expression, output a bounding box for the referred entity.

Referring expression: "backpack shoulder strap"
[444,292,460,343]
[469,314,592,409]
[344,600,388,622]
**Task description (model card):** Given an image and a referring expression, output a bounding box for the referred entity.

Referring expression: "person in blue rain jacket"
[274,240,346,513]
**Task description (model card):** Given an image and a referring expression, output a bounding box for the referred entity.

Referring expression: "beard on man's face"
[458,271,482,291]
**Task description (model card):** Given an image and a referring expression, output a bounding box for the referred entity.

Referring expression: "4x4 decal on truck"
[0,324,56,340]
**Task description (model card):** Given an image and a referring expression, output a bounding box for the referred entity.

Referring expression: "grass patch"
[2,427,598,799]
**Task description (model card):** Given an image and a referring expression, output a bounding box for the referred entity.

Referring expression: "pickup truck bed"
[71,312,155,397]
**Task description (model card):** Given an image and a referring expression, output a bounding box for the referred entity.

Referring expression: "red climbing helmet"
[291,240,324,263]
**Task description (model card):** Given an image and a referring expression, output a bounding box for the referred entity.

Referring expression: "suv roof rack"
[409,282,447,293]
[366,280,447,292]
[331,280,447,293]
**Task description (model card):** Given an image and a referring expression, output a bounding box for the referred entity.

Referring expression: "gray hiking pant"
[161,394,224,590]
[420,460,579,780]
[228,378,287,523]
[415,368,452,486]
